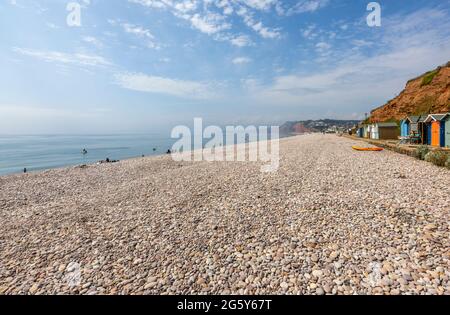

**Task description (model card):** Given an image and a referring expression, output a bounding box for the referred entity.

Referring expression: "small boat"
[352,146,383,151]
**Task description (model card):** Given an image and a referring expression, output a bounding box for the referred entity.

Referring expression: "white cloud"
[128,0,283,42]
[114,22,161,49]
[122,23,154,39]
[12,47,112,67]
[46,22,59,29]
[315,41,331,52]
[82,36,103,48]
[286,0,329,15]
[232,57,252,64]
[213,33,253,46]
[351,39,372,48]
[229,34,252,47]
[188,12,231,34]
[301,24,317,39]
[236,6,281,38]
[240,0,277,11]
[115,72,220,99]
[214,0,235,15]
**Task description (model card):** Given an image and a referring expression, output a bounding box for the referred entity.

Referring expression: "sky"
[0,0,449,134]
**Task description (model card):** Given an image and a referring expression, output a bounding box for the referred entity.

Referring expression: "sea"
[0,134,176,176]
[0,129,285,176]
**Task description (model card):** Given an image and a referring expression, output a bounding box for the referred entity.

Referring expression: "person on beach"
[23,168,27,173]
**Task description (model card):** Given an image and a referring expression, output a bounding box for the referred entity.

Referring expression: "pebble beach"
[0,134,449,295]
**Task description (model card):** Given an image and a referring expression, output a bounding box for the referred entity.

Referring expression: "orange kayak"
[352,146,383,151]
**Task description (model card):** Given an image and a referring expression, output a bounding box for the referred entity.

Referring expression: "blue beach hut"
[400,119,410,137]
[358,127,364,138]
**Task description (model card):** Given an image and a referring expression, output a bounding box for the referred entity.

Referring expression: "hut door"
[446,119,450,148]
[431,121,440,147]
[440,122,445,147]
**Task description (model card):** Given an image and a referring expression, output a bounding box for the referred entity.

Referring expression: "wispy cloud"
[115,72,221,99]
[118,22,161,49]
[12,47,112,67]
[128,0,284,42]
[188,12,231,34]
[122,23,155,39]
[232,57,252,64]
[126,0,330,44]
[236,6,281,39]
[82,36,103,48]
[229,34,253,47]
[285,0,329,15]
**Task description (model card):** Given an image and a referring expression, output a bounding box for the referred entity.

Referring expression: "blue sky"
[0,0,449,134]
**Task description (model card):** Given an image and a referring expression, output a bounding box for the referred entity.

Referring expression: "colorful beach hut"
[404,115,428,143]
[424,114,449,147]
[357,126,364,138]
[363,124,370,138]
[414,115,428,144]
[400,118,410,137]
[446,114,450,148]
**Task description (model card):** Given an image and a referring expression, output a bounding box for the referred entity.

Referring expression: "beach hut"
[445,114,450,148]
[405,115,428,143]
[369,124,377,139]
[415,115,429,144]
[406,116,421,135]
[424,114,449,147]
[370,122,399,140]
[363,124,370,138]
[400,118,410,137]
[357,126,364,138]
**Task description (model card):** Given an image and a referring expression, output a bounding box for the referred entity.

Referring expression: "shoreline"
[0,133,296,178]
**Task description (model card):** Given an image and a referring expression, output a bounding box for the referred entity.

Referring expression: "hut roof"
[416,115,428,122]
[424,113,449,122]
[406,116,421,123]
[376,122,398,127]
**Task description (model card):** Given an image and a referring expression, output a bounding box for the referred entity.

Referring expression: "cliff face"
[369,62,450,122]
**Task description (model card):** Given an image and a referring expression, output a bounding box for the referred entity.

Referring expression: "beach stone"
[0,134,448,295]
[316,287,325,295]
[312,270,323,278]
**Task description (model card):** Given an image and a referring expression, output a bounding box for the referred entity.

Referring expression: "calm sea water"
[0,134,175,176]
